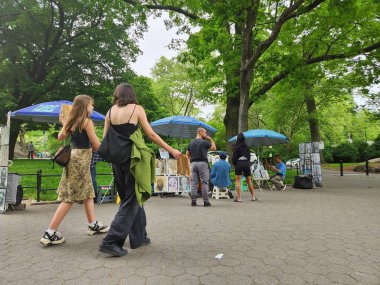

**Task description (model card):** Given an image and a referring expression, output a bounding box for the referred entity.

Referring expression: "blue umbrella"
[151,115,217,139]
[11,100,105,123]
[228,129,289,146]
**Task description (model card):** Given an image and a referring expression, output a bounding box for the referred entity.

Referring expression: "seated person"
[267,154,286,190]
[210,151,233,197]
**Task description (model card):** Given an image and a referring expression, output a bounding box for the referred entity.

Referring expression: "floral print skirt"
[57,148,95,203]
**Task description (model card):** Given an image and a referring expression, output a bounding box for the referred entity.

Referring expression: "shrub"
[333,143,358,163]
[368,135,380,159]
[322,146,334,163]
[353,141,370,162]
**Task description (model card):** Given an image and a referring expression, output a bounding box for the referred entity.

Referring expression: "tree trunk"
[224,93,239,160]
[304,85,325,163]
[238,70,251,132]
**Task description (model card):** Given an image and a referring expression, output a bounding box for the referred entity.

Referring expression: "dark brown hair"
[236,132,247,147]
[64,95,93,134]
[112,83,138,107]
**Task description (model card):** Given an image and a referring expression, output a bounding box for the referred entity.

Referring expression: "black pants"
[101,160,147,247]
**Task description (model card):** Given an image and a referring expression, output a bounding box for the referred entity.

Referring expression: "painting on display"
[0,189,6,213]
[299,142,323,187]
[179,176,190,192]
[167,160,178,175]
[168,176,179,192]
[155,159,166,176]
[154,176,167,192]
[0,167,7,189]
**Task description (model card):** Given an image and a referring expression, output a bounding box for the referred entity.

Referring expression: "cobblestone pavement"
[0,170,379,285]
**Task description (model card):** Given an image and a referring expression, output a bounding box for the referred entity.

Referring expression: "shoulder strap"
[127,104,137,123]
[108,107,112,124]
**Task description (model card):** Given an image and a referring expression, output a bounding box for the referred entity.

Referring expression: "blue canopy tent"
[150,115,217,139]
[10,100,105,123]
[228,129,289,146]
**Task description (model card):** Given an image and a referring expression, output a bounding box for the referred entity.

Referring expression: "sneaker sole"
[40,237,65,246]
[87,226,110,236]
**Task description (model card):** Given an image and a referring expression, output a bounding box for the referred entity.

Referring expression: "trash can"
[6,173,21,205]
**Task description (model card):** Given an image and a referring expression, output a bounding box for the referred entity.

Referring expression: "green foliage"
[0,0,145,126]
[368,135,380,158]
[151,56,217,116]
[353,141,371,162]
[322,146,334,163]
[333,143,358,163]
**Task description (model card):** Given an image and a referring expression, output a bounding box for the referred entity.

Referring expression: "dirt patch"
[353,163,380,173]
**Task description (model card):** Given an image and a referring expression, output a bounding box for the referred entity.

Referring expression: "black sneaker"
[40,231,65,246]
[130,237,151,249]
[87,221,109,236]
[191,201,197,207]
[204,201,212,207]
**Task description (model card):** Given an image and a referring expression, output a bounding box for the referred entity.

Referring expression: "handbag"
[52,145,71,167]
[98,123,132,164]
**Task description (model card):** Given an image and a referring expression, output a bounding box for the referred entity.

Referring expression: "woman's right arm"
[137,105,181,159]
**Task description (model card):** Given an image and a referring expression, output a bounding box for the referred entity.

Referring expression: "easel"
[250,154,274,191]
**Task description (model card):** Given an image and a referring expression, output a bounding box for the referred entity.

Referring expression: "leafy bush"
[322,146,334,163]
[353,141,370,162]
[333,143,358,163]
[368,135,380,159]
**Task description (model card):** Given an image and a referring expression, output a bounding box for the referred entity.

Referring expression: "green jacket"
[130,127,156,206]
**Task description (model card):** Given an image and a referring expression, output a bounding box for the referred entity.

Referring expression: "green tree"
[0,0,145,158]
[151,56,221,116]
[123,0,380,150]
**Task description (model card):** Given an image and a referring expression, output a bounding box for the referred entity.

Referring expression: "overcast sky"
[130,15,186,77]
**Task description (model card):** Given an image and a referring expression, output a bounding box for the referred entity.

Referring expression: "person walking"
[40,95,109,246]
[232,133,257,202]
[99,83,181,257]
[186,128,216,207]
[27,142,35,159]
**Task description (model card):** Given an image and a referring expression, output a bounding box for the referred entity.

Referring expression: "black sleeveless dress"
[101,105,148,248]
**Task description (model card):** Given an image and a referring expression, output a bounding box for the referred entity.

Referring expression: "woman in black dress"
[232,133,256,202]
[99,83,181,257]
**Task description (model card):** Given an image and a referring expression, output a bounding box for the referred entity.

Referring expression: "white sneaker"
[40,231,65,246]
[87,221,109,236]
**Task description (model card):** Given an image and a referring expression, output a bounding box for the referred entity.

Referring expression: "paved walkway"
[0,170,379,285]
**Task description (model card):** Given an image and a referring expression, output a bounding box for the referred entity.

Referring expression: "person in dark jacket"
[232,133,256,202]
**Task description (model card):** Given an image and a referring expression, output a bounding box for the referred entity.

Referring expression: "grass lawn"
[9,159,113,201]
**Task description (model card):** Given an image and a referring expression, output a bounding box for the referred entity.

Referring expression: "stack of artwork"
[155,158,190,193]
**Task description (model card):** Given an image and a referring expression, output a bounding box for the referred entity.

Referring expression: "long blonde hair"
[64,95,93,134]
